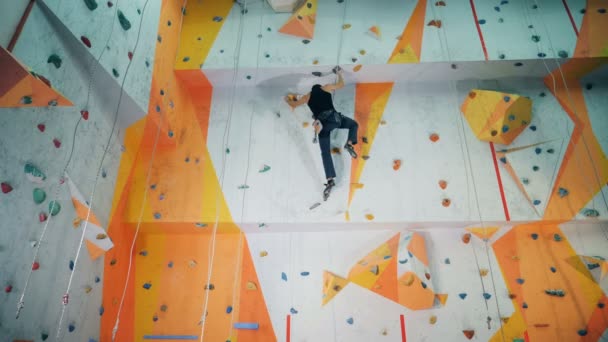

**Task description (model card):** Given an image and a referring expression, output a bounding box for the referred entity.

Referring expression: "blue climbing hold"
[499,157,507,164]
[533,165,539,171]
[213,16,223,22]
[483,293,492,300]
[421,282,427,289]
[408,251,413,258]
[502,125,509,133]
[533,199,541,205]
[538,52,546,58]
[558,188,569,198]
[99,306,104,316]
[281,272,287,281]
[598,302,605,309]
[168,130,174,138]
[547,148,554,154]
[143,282,152,289]
[444,258,451,264]
[226,306,233,314]
[89,339,97,342]
[582,208,599,217]
[346,317,354,325]
[530,125,537,131]
[550,266,556,273]
[478,19,486,24]
[535,147,542,154]
[501,0,508,4]
[553,234,562,242]
[168,261,173,268]
[523,302,528,309]
[531,233,538,240]
[155,105,160,112]
[588,263,600,270]
[300,271,310,276]
[290,307,298,314]
[150,184,157,190]
[522,178,530,185]
[69,324,75,332]
[384,255,391,260]
[508,114,515,121]
[154,212,161,219]
[516,278,525,284]
[578,329,588,336]
[399,259,408,264]
[95,276,100,283]
[69,260,74,271]
[459,293,467,299]
[494,6,500,11]
[504,96,511,102]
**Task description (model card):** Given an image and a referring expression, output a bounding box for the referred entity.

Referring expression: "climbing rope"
[199,0,249,340]
[54,0,155,339]
[16,0,122,322]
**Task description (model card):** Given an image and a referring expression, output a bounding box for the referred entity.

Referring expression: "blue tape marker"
[234,322,259,330]
[143,336,198,340]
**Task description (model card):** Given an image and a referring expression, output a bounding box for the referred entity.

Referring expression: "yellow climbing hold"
[260,250,268,257]
[359,49,366,55]
[365,213,375,221]
[429,315,437,324]
[479,268,489,276]
[73,218,82,228]
[402,273,415,286]
[353,64,363,72]
[96,233,107,240]
[342,24,351,29]
[84,285,93,294]
[246,281,258,290]
[302,122,310,128]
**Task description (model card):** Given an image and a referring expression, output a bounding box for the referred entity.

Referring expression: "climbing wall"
[0,0,162,340]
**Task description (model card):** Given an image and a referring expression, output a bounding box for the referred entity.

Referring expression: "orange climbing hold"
[438,180,447,189]
[368,25,382,40]
[463,330,475,339]
[353,64,363,72]
[429,133,439,142]
[393,159,402,170]
[462,233,471,244]
[442,198,451,207]
[427,20,442,28]
[302,122,310,128]
[365,214,375,221]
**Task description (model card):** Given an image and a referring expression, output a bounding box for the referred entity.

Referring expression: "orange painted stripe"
[469,0,489,61]
[490,142,510,221]
[400,314,406,342]
[286,314,291,342]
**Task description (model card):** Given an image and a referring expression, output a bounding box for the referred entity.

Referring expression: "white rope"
[199,0,249,340]
[54,0,153,339]
[16,0,121,322]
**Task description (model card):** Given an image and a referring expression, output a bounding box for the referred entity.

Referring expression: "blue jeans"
[318,112,358,179]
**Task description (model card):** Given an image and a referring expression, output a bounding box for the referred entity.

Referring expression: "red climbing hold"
[463,330,475,339]
[80,110,89,120]
[462,233,471,244]
[37,124,46,132]
[438,180,447,189]
[39,212,48,222]
[53,138,61,148]
[1,182,13,194]
[32,262,40,270]
[81,36,92,48]
[393,159,402,171]
[128,51,133,60]
[425,272,431,280]
[5,285,12,293]
[442,198,451,207]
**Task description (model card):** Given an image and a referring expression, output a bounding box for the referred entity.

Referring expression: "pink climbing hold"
[37,124,46,132]
[80,110,89,120]
[5,285,12,293]
[32,262,40,270]
[81,36,92,48]
[39,212,48,222]
[1,182,13,194]
[53,138,61,148]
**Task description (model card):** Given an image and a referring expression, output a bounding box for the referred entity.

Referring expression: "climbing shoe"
[344,143,357,159]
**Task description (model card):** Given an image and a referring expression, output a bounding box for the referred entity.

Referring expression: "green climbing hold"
[47,54,62,68]
[24,163,46,183]
[21,96,33,104]
[83,0,98,10]
[112,68,119,78]
[33,188,46,204]
[117,10,131,31]
[49,200,61,216]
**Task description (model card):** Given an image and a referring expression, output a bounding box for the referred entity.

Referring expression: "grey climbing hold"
[84,0,98,10]
[444,258,451,264]
[302,40,310,44]
[33,188,46,204]
[238,184,249,189]
[47,54,62,68]
[522,178,529,185]
[49,201,61,216]
[213,16,223,22]
[309,202,320,210]
[290,307,298,314]
[118,10,131,31]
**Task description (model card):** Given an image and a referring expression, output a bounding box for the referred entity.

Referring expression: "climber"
[284,67,359,200]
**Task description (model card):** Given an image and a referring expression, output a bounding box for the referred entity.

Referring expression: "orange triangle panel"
[86,240,107,260]
[322,271,350,305]
[407,232,429,267]
[371,257,398,302]
[278,0,317,39]
[466,227,500,241]
[389,0,427,63]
